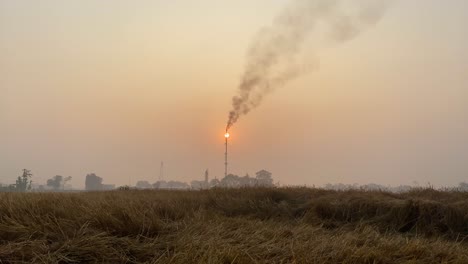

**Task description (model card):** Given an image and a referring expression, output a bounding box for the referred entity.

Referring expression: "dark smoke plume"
[226,0,390,131]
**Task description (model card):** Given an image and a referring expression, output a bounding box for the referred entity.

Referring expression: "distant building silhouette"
[191,169,210,190]
[150,169,275,190]
[154,180,190,190]
[85,173,103,191]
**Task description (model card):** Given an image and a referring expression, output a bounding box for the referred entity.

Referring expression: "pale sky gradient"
[1,0,468,188]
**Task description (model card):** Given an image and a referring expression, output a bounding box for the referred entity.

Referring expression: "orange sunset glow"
[1,0,468,189]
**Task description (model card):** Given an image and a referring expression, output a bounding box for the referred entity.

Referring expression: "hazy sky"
[2,0,468,188]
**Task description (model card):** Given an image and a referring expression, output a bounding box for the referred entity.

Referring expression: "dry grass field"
[0,187,467,263]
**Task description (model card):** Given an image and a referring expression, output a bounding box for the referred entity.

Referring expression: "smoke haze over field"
[1,1,468,188]
[226,0,391,131]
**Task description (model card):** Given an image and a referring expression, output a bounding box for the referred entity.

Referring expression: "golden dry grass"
[0,187,467,263]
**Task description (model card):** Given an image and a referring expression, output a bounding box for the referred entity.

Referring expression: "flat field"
[0,188,467,263]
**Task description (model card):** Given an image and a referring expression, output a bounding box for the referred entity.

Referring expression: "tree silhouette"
[255,170,273,187]
[47,175,63,190]
[47,175,71,190]
[16,169,32,192]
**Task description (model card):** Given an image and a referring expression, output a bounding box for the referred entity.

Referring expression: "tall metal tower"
[224,132,230,177]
